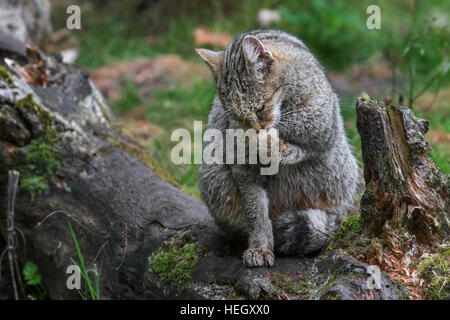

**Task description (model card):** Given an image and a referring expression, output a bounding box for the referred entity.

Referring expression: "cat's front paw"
[243,248,275,267]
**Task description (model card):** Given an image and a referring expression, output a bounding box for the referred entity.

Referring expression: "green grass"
[57,0,449,80]
[143,78,216,196]
[429,145,450,174]
[419,107,450,174]
[109,77,215,195]
[68,220,100,300]
[112,79,144,113]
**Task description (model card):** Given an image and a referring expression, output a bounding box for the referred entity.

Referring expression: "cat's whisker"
[279,119,303,127]
[280,109,303,116]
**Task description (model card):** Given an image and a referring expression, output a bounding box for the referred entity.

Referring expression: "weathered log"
[0,37,405,300]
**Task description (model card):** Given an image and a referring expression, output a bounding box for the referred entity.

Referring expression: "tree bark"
[0,35,405,300]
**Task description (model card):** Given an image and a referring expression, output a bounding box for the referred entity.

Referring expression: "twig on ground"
[3,170,22,300]
[88,239,110,269]
[34,210,109,239]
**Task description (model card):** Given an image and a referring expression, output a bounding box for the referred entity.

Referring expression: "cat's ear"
[242,35,275,80]
[195,48,224,75]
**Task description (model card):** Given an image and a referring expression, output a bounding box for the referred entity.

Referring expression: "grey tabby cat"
[196,29,359,267]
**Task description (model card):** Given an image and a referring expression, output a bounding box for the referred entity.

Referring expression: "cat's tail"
[273,209,344,255]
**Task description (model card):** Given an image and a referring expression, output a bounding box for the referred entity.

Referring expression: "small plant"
[19,135,61,200]
[20,135,59,193]
[68,220,100,300]
[22,262,47,299]
[23,262,42,285]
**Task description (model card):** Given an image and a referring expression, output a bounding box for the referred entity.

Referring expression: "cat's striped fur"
[196,29,359,267]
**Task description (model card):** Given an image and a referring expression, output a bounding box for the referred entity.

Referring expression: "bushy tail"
[273,209,343,255]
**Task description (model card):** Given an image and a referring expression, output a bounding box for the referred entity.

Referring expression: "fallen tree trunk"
[0,35,407,300]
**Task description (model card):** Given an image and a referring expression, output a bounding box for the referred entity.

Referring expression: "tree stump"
[357,98,448,244]
[356,97,449,298]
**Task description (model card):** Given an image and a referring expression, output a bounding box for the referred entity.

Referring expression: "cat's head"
[196,34,282,131]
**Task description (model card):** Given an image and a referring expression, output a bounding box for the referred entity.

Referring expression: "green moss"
[7,94,67,200]
[99,105,112,124]
[360,96,378,105]
[321,291,342,300]
[316,273,343,298]
[18,130,62,201]
[148,238,203,289]
[333,216,363,241]
[0,65,14,84]
[16,94,54,128]
[418,246,449,300]
[392,279,410,300]
[271,272,312,299]
[327,216,363,250]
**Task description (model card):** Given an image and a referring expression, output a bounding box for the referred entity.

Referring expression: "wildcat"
[196,29,359,267]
